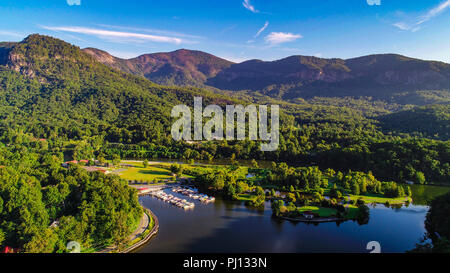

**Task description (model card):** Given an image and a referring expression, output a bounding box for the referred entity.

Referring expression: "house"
[406,181,415,185]
[62,160,79,168]
[303,211,315,219]
[97,169,111,175]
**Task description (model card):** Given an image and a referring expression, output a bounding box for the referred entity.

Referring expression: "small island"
[266,163,412,224]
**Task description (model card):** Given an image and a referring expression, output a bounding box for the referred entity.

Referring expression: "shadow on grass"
[138,170,171,176]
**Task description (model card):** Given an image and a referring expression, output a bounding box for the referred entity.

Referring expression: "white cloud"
[255,21,269,38]
[95,24,204,40]
[67,0,81,6]
[393,0,450,32]
[265,32,302,46]
[392,22,420,32]
[417,0,450,24]
[392,22,409,30]
[42,26,184,44]
[243,0,258,13]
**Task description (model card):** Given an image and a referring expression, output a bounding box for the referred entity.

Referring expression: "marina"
[172,187,216,204]
[149,190,196,210]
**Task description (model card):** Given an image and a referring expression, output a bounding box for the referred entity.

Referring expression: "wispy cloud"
[255,21,269,38]
[265,32,302,46]
[42,26,184,44]
[392,22,420,32]
[67,0,81,6]
[393,0,450,32]
[0,30,25,38]
[243,0,258,13]
[95,24,204,40]
[219,24,238,35]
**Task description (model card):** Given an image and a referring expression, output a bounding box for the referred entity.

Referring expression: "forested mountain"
[85,46,450,102]
[208,54,450,100]
[0,34,448,187]
[0,34,238,144]
[83,47,234,87]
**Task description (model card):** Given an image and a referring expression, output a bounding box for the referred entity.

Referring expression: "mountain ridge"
[81,46,450,100]
[82,47,234,87]
[2,34,450,104]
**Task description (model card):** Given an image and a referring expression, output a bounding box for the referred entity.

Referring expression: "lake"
[136,184,449,253]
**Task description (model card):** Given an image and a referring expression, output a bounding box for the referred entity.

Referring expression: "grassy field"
[119,166,173,181]
[236,193,257,202]
[348,194,412,205]
[324,181,412,205]
[112,161,174,182]
[113,161,196,182]
[297,206,338,217]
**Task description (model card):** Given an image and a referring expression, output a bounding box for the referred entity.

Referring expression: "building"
[62,160,78,168]
[303,211,315,219]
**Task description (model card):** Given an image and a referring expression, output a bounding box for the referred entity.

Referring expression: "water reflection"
[136,188,432,253]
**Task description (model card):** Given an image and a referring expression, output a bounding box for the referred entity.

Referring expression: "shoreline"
[122,208,159,253]
[277,216,346,223]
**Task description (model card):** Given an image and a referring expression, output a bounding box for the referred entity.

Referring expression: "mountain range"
[82,47,450,101]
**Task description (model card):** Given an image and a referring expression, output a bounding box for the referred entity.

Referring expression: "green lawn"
[236,193,257,202]
[348,194,411,205]
[117,165,174,182]
[297,206,338,217]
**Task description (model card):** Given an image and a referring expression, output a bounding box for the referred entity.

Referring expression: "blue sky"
[0,0,450,63]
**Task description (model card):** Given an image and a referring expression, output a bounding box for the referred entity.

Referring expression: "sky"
[0,0,450,63]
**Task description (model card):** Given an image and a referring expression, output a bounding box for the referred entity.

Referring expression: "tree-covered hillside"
[378,105,450,140]
[0,143,142,252]
[0,35,240,144]
[0,34,448,187]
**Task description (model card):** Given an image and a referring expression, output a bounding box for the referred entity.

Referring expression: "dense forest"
[0,142,142,252]
[0,35,448,186]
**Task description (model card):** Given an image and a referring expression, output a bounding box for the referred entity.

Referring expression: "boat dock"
[149,190,195,210]
[172,187,216,204]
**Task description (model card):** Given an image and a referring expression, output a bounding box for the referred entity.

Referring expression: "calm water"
[135,185,449,253]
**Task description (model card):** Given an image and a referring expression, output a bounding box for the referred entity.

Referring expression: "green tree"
[287,193,296,203]
[351,182,360,195]
[112,154,121,166]
[251,159,259,169]
[415,172,426,185]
